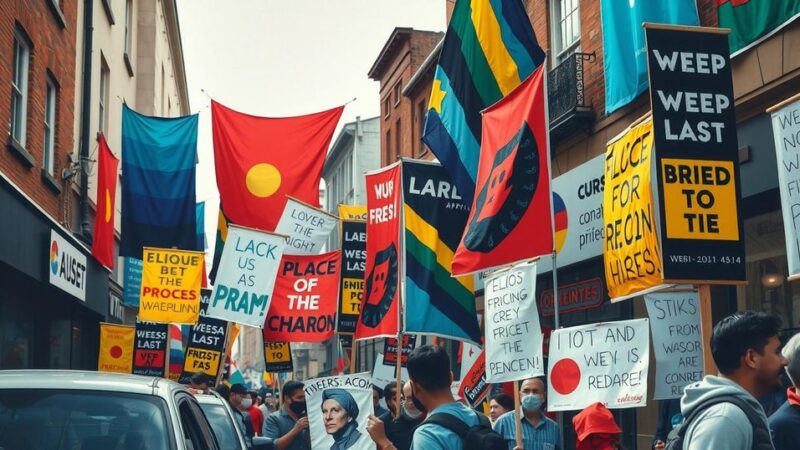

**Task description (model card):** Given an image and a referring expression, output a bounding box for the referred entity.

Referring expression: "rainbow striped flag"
[168,324,185,381]
[423,0,545,202]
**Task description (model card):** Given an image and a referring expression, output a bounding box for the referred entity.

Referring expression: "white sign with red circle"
[547,318,649,411]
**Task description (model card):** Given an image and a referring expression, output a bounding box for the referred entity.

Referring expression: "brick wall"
[0,0,77,225]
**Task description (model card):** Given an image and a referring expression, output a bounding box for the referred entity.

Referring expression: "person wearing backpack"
[672,311,787,450]
[768,332,800,450]
[493,377,561,449]
[407,345,506,450]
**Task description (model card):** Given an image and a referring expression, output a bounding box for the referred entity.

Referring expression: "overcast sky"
[177,0,446,254]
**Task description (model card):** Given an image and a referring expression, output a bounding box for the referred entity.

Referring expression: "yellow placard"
[264,342,291,364]
[661,158,739,241]
[340,277,363,315]
[184,347,221,376]
[139,247,203,324]
[98,323,135,373]
[338,204,367,221]
[603,119,663,299]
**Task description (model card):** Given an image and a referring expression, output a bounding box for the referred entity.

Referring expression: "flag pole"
[349,337,358,373]
[216,322,232,387]
[513,381,523,449]
[541,56,560,330]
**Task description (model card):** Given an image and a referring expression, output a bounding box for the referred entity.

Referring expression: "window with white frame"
[44,77,58,175]
[124,0,133,55]
[99,57,110,135]
[551,0,581,63]
[11,29,30,146]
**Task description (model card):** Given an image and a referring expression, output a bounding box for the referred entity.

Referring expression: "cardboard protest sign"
[338,205,367,221]
[645,290,703,399]
[371,353,408,389]
[263,251,340,342]
[355,164,401,340]
[484,263,544,383]
[770,96,800,280]
[98,323,135,374]
[275,197,339,255]
[132,321,169,377]
[179,290,228,383]
[139,248,203,324]
[458,350,489,407]
[383,335,417,367]
[305,372,374,450]
[548,318,650,411]
[338,220,366,334]
[603,119,664,301]
[646,24,745,283]
[209,225,285,327]
[264,342,293,373]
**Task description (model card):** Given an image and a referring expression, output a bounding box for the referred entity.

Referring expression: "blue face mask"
[521,394,543,411]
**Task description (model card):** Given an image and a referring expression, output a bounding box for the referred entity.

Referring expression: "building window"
[393,82,402,107]
[383,97,390,119]
[123,0,134,75]
[395,118,401,159]
[385,129,392,164]
[99,57,110,136]
[417,100,426,156]
[44,77,58,176]
[11,29,31,147]
[551,0,581,63]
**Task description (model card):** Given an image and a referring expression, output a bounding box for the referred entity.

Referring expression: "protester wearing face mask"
[262,380,311,450]
[493,377,561,450]
[229,384,255,438]
[367,381,425,450]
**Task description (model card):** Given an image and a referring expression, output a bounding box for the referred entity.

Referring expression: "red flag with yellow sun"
[211,101,344,231]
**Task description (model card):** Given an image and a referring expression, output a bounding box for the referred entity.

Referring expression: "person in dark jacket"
[768,332,800,450]
[651,398,681,449]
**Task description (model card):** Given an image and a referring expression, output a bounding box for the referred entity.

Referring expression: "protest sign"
[548,318,649,411]
[264,342,293,373]
[305,372,374,450]
[646,24,745,283]
[275,197,338,255]
[355,164,401,340]
[645,290,703,399]
[371,353,408,389]
[123,257,143,306]
[263,251,340,342]
[209,225,285,327]
[603,119,664,301]
[132,321,168,377]
[98,323,134,374]
[458,350,489,407]
[382,335,417,367]
[484,263,545,383]
[179,289,228,383]
[338,220,366,334]
[338,204,367,221]
[770,96,800,280]
[540,277,605,317]
[139,247,203,324]
[459,342,482,381]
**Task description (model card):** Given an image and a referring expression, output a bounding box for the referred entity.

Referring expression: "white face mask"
[241,398,253,409]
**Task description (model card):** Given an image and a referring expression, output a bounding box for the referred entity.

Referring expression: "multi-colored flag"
[209,207,230,284]
[168,324,185,381]
[423,0,545,203]
[91,134,119,269]
[196,202,208,288]
[120,104,199,257]
[717,0,800,55]
[211,101,343,232]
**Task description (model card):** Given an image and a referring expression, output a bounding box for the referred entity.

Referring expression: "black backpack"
[424,412,506,450]
[664,395,773,450]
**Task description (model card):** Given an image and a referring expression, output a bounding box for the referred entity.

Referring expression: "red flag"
[453,66,553,275]
[211,101,344,231]
[263,251,341,343]
[355,164,402,340]
[91,134,119,269]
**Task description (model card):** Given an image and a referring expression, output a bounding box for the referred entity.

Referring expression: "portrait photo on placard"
[305,374,374,450]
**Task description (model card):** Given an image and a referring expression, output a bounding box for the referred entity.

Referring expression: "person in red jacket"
[247,391,264,436]
[573,402,623,450]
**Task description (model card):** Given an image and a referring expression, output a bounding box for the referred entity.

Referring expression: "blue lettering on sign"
[213,284,269,317]
[234,237,277,259]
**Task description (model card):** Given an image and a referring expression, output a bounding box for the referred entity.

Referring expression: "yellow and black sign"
[98,323,135,374]
[338,204,368,221]
[184,347,221,376]
[264,341,293,373]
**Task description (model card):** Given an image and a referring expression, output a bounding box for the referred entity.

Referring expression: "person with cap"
[572,402,623,450]
[768,332,800,450]
[262,380,310,450]
[493,377,560,450]
[321,388,363,450]
[229,383,255,438]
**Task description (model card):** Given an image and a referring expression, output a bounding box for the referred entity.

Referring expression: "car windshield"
[0,389,172,450]
[198,402,243,450]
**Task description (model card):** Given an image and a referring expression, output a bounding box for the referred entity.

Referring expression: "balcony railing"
[547,52,596,143]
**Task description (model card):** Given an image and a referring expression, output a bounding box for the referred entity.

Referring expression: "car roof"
[195,392,226,405]
[0,370,187,396]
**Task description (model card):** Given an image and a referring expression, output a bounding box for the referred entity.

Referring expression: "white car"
[194,391,272,450]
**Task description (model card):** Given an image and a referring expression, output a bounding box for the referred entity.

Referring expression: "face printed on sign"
[361,243,398,328]
[464,122,540,253]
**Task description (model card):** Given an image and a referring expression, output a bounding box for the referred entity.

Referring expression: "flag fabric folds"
[209,207,230,284]
[211,101,344,232]
[717,0,800,56]
[120,104,199,257]
[601,0,698,114]
[91,134,119,269]
[401,160,481,345]
[453,65,553,275]
[423,0,545,203]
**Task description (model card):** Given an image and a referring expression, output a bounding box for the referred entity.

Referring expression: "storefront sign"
[98,323,135,374]
[540,277,605,317]
[458,350,489,407]
[263,341,293,373]
[132,321,169,377]
[769,96,800,280]
[139,247,203,324]
[274,197,338,255]
[179,290,228,383]
[548,318,650,411]
[383,335,417,367]
[49,230,87,301]
[646,24,745,282]
[645,290,703,399]
[338,220,366,334]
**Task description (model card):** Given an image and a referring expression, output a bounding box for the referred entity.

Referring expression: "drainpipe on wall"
[78,0,94,242]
